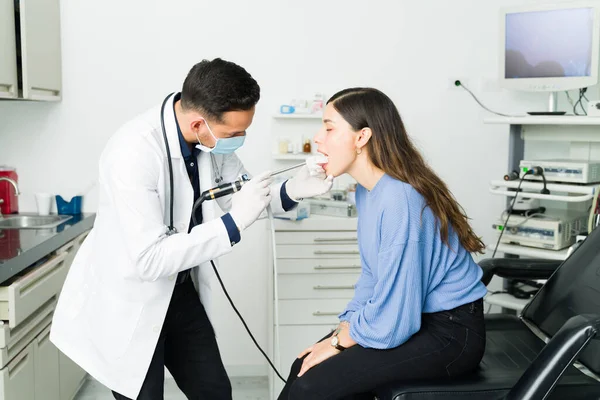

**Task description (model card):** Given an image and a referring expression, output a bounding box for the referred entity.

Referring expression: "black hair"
[181,58,260,122]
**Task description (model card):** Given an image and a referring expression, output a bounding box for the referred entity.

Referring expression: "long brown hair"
[328,88,485,254]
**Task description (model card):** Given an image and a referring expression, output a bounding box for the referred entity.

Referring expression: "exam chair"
[374,227,600,400]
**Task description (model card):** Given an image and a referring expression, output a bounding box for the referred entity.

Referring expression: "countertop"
[0,213,96,284]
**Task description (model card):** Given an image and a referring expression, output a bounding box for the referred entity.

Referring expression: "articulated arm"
[479,258,562,286]
[505,314,600,400]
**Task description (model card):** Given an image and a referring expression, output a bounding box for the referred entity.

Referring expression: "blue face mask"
[195,118,246,154]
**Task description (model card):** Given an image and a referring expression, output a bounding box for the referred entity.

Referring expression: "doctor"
[50,58,333,400]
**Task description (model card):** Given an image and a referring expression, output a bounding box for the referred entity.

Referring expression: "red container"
[0,229,20,261]
[0,167,18,215]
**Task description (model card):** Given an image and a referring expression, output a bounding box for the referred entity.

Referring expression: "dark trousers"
[113,277,231,400]
[278,298,486,400]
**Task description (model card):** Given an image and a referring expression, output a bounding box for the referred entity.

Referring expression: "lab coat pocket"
[86,289,143,360]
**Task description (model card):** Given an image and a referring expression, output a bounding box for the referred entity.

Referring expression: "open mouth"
[316,151,329,169]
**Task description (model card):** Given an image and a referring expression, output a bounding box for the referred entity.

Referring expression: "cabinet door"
[34,325,59,400]
[58,351,86,400]
[0,0,18,98]
[0,342,35,400]
[18,0,61,100]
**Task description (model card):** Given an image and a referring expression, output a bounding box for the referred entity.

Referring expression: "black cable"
[491,173,529,258]
[454,80,520,117]
[210,260,287,383]
[574,88,588,116]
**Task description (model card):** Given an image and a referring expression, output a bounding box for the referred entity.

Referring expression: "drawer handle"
[38,326,52,346]
[18,253,68,296]
[314,238,358,242]
[313,311,340,316]
[314,265,361,270]
[313,285,355,290]
[314,250,360,255]
[0,84,14,93]
[8,351,29,378]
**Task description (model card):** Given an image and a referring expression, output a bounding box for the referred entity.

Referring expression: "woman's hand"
[297,338,340,377]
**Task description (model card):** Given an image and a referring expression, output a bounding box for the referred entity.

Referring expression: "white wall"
[1,0,598,373]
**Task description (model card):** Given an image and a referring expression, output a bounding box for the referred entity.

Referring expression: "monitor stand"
[527,92,567,116]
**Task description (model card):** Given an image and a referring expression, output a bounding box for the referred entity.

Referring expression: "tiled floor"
[74,375,269,400]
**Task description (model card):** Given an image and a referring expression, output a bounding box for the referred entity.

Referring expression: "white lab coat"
[50,93,287,399]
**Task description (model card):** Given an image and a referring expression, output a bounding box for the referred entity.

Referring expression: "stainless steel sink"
[0,214,72,229]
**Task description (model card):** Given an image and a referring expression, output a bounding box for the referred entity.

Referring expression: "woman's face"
[313,103,358,177]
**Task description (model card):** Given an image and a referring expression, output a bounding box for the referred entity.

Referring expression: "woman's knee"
[288,376,320,400]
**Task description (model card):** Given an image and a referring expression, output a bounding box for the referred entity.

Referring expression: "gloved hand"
[229,171,273,231]
[285,158,334,202]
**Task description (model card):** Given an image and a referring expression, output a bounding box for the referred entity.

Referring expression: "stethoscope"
[159,93,223,235]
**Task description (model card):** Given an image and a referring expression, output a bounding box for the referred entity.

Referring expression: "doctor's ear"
[190,118,206,131]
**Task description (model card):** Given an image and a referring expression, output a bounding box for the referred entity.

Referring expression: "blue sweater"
[338,174,487,349]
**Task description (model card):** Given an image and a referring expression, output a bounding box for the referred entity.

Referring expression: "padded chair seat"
[373,315,600,400]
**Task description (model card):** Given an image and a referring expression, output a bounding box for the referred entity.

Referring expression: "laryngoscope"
[191,162,305,225]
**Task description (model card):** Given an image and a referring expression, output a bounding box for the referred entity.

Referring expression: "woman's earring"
[356,148,362,155]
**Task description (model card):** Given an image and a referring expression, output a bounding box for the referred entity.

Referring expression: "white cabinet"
[0,0,62,101]
[0,343,35,400]
[34,326,59,400]
[269,216,359,397]
[58,351,85,400]
[0,0,18,98]
[0,230,90,400]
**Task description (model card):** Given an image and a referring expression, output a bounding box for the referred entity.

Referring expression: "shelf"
[489,179,598,203]
[484,293,530,312]
[272,153,312,160]
[273,113,323,120]
[486,243,569,260]
[484,116,600,126]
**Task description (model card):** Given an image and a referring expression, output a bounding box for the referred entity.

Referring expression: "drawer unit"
[271,220,360,397]
[0,251,68,328]
[0,298,55,369]
[0,230,91,400]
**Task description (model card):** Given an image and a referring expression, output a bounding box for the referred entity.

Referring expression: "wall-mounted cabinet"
[0,0,62,101]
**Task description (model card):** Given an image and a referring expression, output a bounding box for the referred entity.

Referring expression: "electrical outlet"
[448,77,469,91]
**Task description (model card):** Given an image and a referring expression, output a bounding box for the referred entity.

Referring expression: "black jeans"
[113,277,231,400]
[278,298,486,400]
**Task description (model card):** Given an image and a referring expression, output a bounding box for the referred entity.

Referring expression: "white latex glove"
[229,171,273,231]
[286,158,333,202]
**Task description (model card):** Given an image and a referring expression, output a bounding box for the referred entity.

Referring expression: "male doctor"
[50,58,333,400]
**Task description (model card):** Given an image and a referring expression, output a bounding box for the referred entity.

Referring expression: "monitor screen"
[505,8,594,79]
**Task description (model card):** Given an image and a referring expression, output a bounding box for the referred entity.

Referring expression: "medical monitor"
[500,3,600,113]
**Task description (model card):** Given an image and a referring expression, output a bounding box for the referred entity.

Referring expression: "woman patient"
[278,88,487,400]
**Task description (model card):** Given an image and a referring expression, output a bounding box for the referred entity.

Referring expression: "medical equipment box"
[307,199,357,218]
[492,209,588,250]
[275,201,310,221]
[519,159,600,184]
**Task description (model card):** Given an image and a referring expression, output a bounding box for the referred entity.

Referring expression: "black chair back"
[522,226,600,376]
